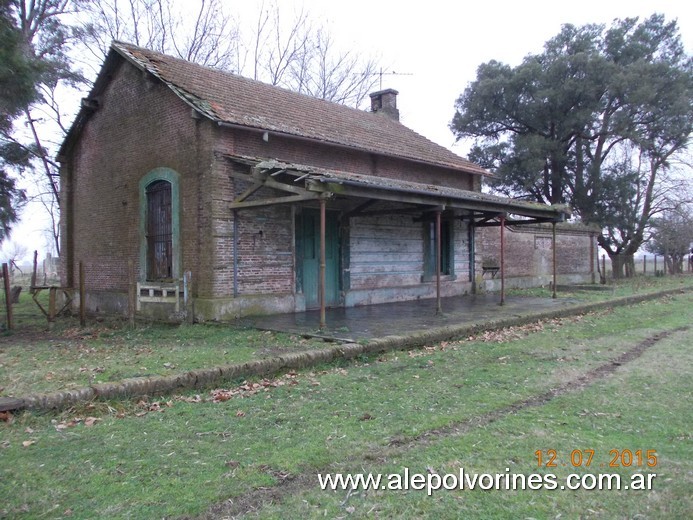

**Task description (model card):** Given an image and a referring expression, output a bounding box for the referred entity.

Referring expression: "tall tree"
[451,15,693,277]
[1,0,88,254]
[0,0,45,241]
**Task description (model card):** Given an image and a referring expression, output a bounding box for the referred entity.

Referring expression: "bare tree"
[74,0,239,70]
[645,204,693,273]
[76,0,384,105]
[240,1,380,108]
[290,28,380,107]
[1,239,28,275]
[9,0,384,267]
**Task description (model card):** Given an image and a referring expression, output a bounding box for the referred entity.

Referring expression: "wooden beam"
[474,217,561,227]
[230,170,313,196]
[233,182,264,203]
[306,179,565,220]
[229,193,321,210]
[360,205,437,218]
[341,199,377,219]
[262,177,311,195]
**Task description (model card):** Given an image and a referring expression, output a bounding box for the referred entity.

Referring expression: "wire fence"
[599,254,693,278]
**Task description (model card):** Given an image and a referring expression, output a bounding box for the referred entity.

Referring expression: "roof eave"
[217,120,488,177]
[58,48,125,161]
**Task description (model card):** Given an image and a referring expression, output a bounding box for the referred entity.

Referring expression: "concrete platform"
[241,293,581,341]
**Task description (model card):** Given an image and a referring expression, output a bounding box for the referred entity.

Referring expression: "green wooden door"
[297,209,339,309]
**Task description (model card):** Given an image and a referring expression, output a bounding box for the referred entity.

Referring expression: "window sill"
[421,274,457,283]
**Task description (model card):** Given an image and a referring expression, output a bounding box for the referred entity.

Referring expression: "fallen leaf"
[22,440,36,447]
[235,410,246,418]
[84,417,101,427]
[179,394,203,403]
[0,411,13,423]
[225,460,240,468]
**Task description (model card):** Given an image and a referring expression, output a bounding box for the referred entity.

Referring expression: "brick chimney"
[370,89,399,121]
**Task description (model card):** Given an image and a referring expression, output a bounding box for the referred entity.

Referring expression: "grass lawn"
[0,295,327,396]
[1,275,691,398]
[0,285,690,518]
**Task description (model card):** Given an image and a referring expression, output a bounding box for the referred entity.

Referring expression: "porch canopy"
[225,155,571,326]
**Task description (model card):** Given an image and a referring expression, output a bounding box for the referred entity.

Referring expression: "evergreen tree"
[451,15,693,277]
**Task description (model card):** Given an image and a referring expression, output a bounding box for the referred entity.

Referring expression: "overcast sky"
[9,0,693,261]
[278,0,693,153]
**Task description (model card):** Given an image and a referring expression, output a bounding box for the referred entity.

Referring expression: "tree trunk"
[666,255,683,274]
[609,252,635,279]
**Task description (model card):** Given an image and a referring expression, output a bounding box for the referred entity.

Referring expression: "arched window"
[146,180,173,280]
[139,168,181,282]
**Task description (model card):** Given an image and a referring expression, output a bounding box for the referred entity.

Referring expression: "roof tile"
[113,41,488,175]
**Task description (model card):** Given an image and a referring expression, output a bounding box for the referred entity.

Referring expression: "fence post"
[2,263,12,330]
[31,250,38,293]
[643,255,646,275]
[602,255,606,284]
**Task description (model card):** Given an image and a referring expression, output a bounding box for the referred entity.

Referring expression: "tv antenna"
[360,68,414,90]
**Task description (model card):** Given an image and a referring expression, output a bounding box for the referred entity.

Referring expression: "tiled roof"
[111,41,488,176]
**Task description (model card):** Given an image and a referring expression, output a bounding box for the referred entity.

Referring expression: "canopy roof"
[226,156,571,224]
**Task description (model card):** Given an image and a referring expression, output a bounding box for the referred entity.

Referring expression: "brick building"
[58,42,587,322]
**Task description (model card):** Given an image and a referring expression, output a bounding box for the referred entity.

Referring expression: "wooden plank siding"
[348,214,472,289]
[349,215,422,289]
[452,219,472,282]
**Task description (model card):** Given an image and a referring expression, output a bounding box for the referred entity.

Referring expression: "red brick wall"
[217,128,475,190]
[479,225,595,278]
[209,127,479,299]
[62,56,481,309]
[61,59,215,297]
